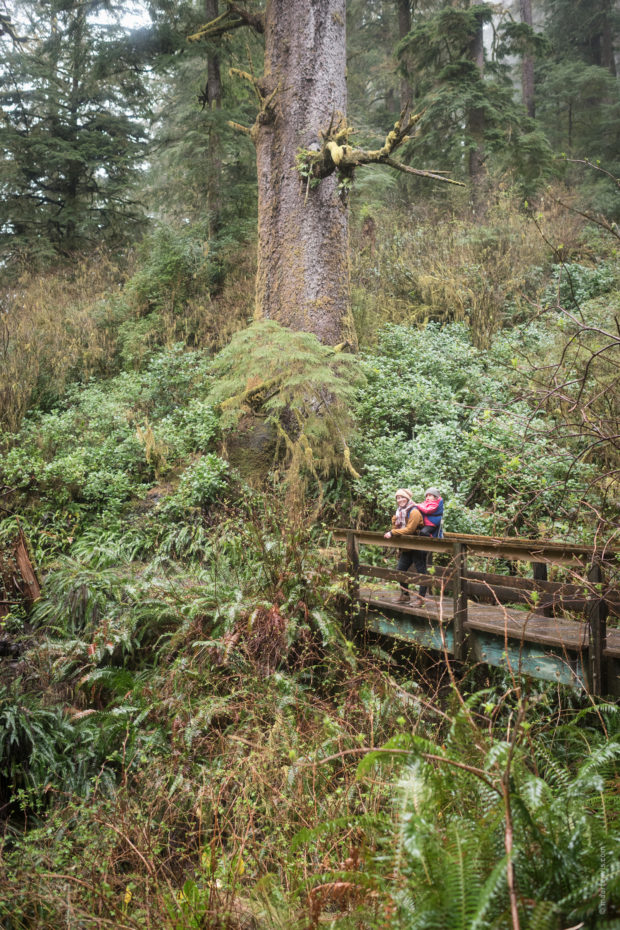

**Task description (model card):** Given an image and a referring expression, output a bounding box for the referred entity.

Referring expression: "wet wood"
[332,528,620,696]
[358,586,603,650]
[452,541,469,661]
[14,530,41,604]
[338,561,618,615]
[332,528,618,566]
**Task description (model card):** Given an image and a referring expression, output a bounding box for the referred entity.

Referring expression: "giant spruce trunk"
[254,0,356,347]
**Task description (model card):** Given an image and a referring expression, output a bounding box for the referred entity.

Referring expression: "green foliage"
[0,0,149,268]
[126,222,219,318]
[0,345,217,523]
[174,454,229,509]
[0,682,119,802]
[351,322,599,537]
[351,695,620,930]
[397,3,552,193]
[544,260,617,310]
[209,321,364,504]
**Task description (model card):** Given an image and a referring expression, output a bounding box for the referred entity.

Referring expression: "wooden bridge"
[332,528,620,698]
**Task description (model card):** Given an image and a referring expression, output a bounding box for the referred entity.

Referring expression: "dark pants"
[397,549,430,597]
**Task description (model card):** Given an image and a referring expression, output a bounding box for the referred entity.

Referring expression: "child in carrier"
[413,488,444,538]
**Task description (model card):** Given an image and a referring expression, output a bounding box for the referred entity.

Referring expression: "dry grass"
[0,251,131,431]
[350,184,591,347]
[0,237,256,433]
[0,659,420,929]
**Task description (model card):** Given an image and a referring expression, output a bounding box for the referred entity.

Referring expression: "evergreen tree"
[397,1,551,199]
[145,0,259,233]
[537,0,620,211]
[187,0,456,345]
[0,0,150,267]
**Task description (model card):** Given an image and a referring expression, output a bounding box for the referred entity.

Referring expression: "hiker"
[383,489,425,605]
[401,487,444,604]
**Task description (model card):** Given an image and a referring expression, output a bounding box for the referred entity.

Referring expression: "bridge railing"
[330,528,619,696]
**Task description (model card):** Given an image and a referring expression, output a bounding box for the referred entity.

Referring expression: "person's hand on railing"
[384,531,392,539]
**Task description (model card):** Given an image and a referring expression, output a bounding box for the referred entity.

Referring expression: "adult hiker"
[404,486,444,605]
[384,489,425,605]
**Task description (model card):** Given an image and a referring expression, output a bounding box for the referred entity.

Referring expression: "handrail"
[331,527,619,566]
[331,527,619,696]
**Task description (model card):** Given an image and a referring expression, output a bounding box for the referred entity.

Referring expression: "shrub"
[175,455,230,509]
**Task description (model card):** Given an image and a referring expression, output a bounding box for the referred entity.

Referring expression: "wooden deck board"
[359,585,620,656]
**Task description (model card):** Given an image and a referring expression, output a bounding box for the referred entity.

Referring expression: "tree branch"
[187,3,264,43]
[298,107,464,187]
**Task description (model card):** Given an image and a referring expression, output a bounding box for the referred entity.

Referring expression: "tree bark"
[397,0,413,112]
[467,11,486,216]
[205,0,222,235]
[253,0,356,347]
[519,0,535,118]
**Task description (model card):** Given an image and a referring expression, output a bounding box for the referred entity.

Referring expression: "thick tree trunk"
[205,0,222,236]
[397,0,413,112]
[253,0,356,347]
[519,0,535,118]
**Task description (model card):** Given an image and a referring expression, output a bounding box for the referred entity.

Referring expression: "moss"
[224,414,279,484]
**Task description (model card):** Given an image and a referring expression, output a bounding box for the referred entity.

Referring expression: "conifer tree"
[397,1,551,200]
[537,0,620,200]
[0,0,150,267]
[189,0,457,346]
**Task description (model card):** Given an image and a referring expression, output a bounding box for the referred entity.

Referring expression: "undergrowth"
[0,195,619,929]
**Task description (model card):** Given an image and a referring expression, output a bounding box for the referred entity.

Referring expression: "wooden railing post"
[587,560,608,696]
[533,562,553,617]
[346,531,360,604]
[452,542,468,661]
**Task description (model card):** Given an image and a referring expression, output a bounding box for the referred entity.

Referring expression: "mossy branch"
[298,107,464,188]
[228,120,252,136]
[188,3,264,43]
[220,374,284,412]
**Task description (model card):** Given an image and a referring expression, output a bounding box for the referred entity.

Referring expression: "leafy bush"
[350,321,599,537]
[544,261,617,310]
[0,346,218,523]
[352,698,620,930]
[0,683,119,803]
[175,455,229,509]
[208,321,364,508]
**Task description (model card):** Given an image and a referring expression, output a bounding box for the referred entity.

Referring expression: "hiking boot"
[396,590,410,604]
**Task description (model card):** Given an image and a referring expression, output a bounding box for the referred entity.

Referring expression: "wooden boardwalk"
[359,586,620,693]
[332,528,620,697]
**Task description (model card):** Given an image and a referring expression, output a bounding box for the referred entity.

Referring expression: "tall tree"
[191,0,455,346]
[397,1,551,200]
[537,0,620,207]
[0,0,150,267]
[253,0,351,345]
[467,3,487,211]
[520,0,535,118]
[204,0,223,234]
